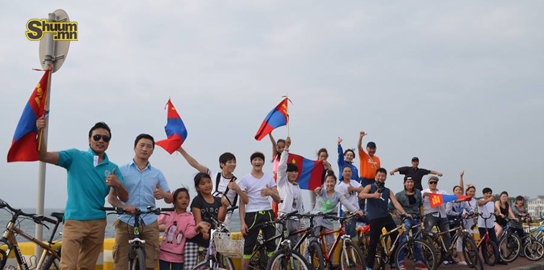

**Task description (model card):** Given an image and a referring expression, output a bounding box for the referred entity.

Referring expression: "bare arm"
[239,197,248,234]
[36,115,60,164]
[192,207,203,224]
[177,147,208,173]
[269,186,281,204]
[390,192,408,215]
[358,185,378,199]
[459,171,464,194]
[218,198,228,222]
[107,188,125,208]
[269,133,278,160]
[357,131,366,153]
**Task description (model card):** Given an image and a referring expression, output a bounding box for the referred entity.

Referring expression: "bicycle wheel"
[267,249,311,270]
[524,239,544,261]
[129,248,146,270]
[480,238,498,266]
[307,240,324,270]
[193,259,211,270]
[339,241,365,270]
[394,239,437,270]
[499,232,521,263]
[39,247,62,270]
[461,235,482,270]
[423,234,444,266]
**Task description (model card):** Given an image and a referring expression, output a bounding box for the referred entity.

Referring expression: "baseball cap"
[428,176,439,182]
[367,141,376,148]
[404,176,413,183]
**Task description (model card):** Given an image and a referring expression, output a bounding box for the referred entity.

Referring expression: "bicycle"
[420,213,481,270]
[101,206,174,270]
[476,213,499,266]
[191,206,238,270]
[521,218,544,261]
[392,214,439,270]
[0,199,63,270]
[265,211,313,270]
[497,218,522,263]
[309,213,365,270]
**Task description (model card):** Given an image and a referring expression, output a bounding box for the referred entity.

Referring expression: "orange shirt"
[358,149,380,179]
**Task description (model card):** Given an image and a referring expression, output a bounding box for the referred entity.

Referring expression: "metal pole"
[35,12,56,260]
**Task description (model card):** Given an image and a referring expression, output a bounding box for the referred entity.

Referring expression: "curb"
[510,262,544,270]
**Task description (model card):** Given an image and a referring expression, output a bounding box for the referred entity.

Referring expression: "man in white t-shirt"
[477,187,507,265]
[238,151,281,270]
[421,176,455,266]
[336,166,363,237]
[177,147,248,228]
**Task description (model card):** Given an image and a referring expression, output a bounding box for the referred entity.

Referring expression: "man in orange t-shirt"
[357,131,380,210]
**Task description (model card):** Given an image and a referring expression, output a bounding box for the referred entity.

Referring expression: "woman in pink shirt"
[158,188,209,270]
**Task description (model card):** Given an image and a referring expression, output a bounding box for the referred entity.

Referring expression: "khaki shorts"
[112,219,160,270]
[60,218,107,270]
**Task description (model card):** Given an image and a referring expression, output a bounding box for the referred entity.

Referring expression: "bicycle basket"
[214,232,244,257]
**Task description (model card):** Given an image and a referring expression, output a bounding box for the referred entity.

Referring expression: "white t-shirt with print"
[478,200,496,228]
[335,180,361,211]
[238,173,277,213]
[208,169,238,207]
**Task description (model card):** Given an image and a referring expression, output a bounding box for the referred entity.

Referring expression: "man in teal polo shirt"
[37,116,129,270]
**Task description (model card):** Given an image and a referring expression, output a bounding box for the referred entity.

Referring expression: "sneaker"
[457,261,467,266]
[415,262,428,270]
[443,261,456,266]
[399,262,406,270]
[365,267,373,270]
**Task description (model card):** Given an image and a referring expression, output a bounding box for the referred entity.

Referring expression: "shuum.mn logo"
[26,19,78,41]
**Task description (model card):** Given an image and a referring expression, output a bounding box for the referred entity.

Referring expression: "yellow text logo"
[26,19,78,41]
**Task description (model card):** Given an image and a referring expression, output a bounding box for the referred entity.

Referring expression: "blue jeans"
[344,215,357,238]
[397,218,423,263]
[159,260,183,270]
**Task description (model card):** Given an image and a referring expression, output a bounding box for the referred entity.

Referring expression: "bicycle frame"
[0,206,61,269]
[375,220,406,263]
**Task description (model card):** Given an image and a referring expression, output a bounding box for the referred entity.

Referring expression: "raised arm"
[430,170,443,177]
[459,171,465,194]
[36,115,60,164]
[357,131,366,153]
[269,132,278,160]
[177,146,208,173]
[389,167,400,176]
[277,137,291,186]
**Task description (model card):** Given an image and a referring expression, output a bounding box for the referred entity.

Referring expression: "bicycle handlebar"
[0,199,59,228]
[100,206,175,215]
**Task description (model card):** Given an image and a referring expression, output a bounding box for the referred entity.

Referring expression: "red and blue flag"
[430,193,471,208]
[288,153,324,190]
[156,99,188,154]
[7,70,50,162]
[254,98,289,141]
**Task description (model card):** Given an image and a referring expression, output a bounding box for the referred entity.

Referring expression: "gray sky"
[1,1,543,209]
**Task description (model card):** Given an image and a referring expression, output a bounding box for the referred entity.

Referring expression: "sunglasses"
[92,134,111,143]
[429,181,438,185]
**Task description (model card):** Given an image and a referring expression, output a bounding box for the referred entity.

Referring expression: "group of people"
[34,116,529,270]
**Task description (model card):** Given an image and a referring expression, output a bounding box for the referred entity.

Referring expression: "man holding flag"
[36,117,128,270]
[421,176,455,266]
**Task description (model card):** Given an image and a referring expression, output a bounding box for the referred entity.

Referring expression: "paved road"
[386,257,541,269]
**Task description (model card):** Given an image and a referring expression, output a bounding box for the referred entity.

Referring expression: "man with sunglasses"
[36,116,128,270]
[107,134,173,270]
[421,176,455,266]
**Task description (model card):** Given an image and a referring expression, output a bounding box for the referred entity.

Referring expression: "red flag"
[7,70,50,162]
[156,99,188,154]
[254,98,289,141]
[429,193,444,208]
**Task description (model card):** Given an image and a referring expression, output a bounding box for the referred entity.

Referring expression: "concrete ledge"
[510,261,544,270]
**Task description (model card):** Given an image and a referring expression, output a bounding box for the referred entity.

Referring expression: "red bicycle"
[477,213,499,266]
[317,213,366,270]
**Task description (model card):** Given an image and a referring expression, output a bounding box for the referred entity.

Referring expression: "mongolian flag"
[7,70,50,162]
[254,98,288,141]
[430,193,471,208]
[156,99,188,154]
[288,153,324,190]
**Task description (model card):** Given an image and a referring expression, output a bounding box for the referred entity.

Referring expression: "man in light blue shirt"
[108,134,172,270]
[37,118,128,270]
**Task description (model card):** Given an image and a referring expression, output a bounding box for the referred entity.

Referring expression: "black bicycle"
[101,206,174,270]
[0,199,63,270]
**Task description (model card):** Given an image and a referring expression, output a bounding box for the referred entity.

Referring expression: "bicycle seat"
[51,212,64,221]
[357,224,370,234]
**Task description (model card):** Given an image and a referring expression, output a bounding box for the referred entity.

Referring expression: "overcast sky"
[1,1,543,209]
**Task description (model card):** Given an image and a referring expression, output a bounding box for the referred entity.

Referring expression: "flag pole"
[285,95,290,137]
[35,11,56,260]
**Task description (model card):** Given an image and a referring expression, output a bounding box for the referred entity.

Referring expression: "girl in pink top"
[158,188,209,270]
